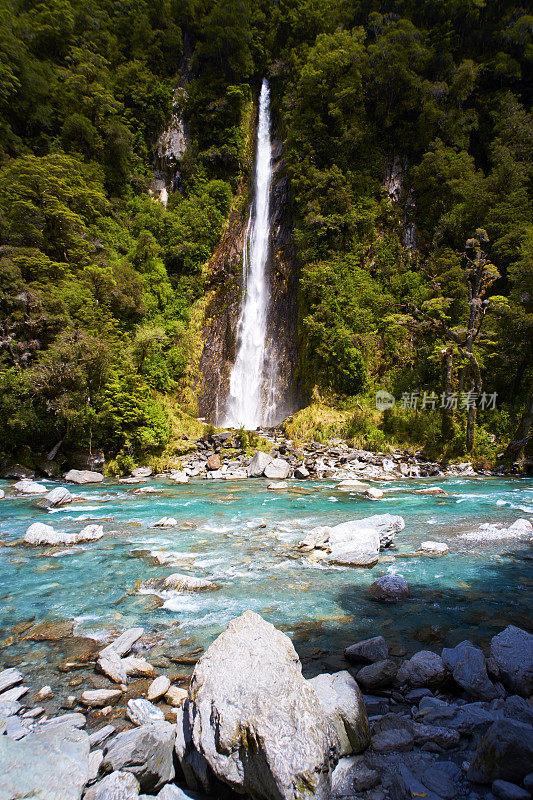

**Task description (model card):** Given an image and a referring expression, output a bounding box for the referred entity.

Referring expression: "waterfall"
[223,80,282,429]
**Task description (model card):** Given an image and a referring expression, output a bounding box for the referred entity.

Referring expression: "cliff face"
[197,136,299,426]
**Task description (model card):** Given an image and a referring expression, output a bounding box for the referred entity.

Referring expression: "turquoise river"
[0,476,532,683]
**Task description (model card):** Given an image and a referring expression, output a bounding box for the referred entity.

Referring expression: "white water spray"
[223,80,280,429]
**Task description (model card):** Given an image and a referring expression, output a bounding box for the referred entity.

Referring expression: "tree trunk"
[503,387,533,463]
[466,388,476,452]
[441,347,454,441]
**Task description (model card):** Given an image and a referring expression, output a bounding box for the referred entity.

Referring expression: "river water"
[0,476,531,682]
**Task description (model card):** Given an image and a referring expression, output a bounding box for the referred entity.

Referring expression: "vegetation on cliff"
[0,0,531,468]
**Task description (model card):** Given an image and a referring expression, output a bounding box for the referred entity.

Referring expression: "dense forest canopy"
[0,0,531,469]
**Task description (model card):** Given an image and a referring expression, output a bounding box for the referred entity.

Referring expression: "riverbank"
[1,466,532,798]
[1,613,532,800]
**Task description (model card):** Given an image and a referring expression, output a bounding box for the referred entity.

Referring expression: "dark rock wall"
[197,136,299,425]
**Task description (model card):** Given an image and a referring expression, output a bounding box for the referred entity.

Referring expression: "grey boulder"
[328,526,380,567]
[83,771,140,800]
[308,670,370,756]
[176,610,337,799]
[40,487,73,508]
[355,659,397,690]
[492,780,532,800]
[247,451,273,477]
[441,640,497,700]
[264,458,291,480]
[64,469,104,484]
[468,719,533,784]
[0,668,23,694]
[490,625,533,697]
[100,627,144,658]
[344,636,388,664]
[397,651,448,687]
[102,722,175,792]
[0,722,89,800]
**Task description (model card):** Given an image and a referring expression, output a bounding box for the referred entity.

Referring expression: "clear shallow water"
[0,477,532,671]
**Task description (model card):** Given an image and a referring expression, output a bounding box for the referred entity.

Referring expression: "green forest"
[0,0,531,471]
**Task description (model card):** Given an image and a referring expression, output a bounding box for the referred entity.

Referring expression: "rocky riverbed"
[1,439,532,799]
[1,613,532,800]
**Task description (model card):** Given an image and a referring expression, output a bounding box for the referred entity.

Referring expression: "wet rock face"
[198,130,298,424]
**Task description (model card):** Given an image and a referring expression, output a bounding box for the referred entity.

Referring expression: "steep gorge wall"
[197,135,299,425]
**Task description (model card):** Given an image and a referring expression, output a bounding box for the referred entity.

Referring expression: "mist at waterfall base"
[223,81,283,430]
[0,475,531,683]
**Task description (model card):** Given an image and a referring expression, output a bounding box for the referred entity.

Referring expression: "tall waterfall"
[223,80,281,429]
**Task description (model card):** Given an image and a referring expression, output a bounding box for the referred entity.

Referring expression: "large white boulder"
[64,469,104,484]
[328,527,380,567]
[247,451,273,477]
[13,479,47,494]
[175,611,338,799]
[264,458,291,480]
[40,487,73,508]
[139,574,217,594]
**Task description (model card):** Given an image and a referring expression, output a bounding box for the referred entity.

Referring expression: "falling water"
[223,80,280,429]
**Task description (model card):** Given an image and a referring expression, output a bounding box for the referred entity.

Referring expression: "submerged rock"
[267,481,288,490]
[420,541,449,555]
[14,479,47,494]
[140,574,217,593]
[369,574,409,602]
[308,671,370,756]
[23,522,104,546]
[0,722,90,800]
[490,625,533,697]
[176,610,337,799]
[64,469,104,484]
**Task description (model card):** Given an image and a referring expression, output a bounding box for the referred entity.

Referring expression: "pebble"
[126,698,165,726]
[148,675,171,701]
[165,686,188,706]
[80,689,122,708]
[34,685,53,701]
